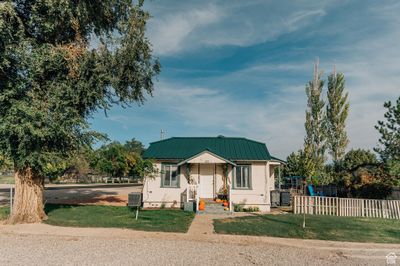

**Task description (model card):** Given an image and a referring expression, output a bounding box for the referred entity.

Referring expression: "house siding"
[142,162,188,208]
[143,161,276,212]
[229,162,271,212]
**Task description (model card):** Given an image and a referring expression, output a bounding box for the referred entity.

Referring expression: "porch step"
[198,201,231,214]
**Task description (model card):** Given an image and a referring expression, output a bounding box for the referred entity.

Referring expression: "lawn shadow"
[45,203,76,214]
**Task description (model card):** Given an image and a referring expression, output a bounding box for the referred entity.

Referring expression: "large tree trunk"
[7,167,47,224]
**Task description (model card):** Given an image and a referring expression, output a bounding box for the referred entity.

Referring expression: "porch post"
[186,182,189,202]
[229,164,233,212]
[266,162,271,208]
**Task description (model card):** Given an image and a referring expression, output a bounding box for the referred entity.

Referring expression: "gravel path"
[0,233,373,266]
[0,223,396,266]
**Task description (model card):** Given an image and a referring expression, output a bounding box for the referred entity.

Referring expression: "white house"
[142,136,284,212]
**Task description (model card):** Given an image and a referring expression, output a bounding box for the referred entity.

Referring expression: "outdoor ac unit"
[128,192,142,207]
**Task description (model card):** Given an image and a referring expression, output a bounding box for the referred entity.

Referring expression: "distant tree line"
[47,138,157,182]
[284,61,400,198]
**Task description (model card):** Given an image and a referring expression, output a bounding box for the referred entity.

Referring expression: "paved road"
[0,223,395,266]
[0,184,142,206]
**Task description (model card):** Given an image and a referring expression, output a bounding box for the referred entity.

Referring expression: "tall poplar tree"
[303,61,326,181]
[0,1,160,223]
[326,69,349,167]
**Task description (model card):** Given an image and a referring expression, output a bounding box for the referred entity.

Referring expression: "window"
[161,164,179,188]
[234,165,251,189]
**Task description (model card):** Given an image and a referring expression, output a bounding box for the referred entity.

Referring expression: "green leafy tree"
[0,154,13,173]
[342,149,378,172]
[64,150,94,179]
[124,138,145,155]
[340,149,393,198]
[304,61,327,182]
[132,156,158,180]
[0,1,160,223]
[326,71,349,167]
[96,142,128,178]
[375,96,400,176]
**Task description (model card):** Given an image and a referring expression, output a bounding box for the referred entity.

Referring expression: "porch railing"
[186,184,197,202]
[228,185,232,212]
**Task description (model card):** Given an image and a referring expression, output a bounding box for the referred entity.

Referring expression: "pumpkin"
[223,201,229,207]
[198,200,205,211]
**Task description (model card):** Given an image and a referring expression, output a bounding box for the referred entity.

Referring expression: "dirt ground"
[0,222,398,265]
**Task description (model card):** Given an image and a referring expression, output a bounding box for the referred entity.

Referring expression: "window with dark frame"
[234,165,251,189]
[161,164,179,188]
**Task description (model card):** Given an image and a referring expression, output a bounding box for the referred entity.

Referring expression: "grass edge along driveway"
[214,213,400,243]
[43,204,195,233]
[45,204,194,233]
[1,205,195,233]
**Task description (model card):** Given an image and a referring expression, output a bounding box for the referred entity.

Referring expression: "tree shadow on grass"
[45,203,76,215]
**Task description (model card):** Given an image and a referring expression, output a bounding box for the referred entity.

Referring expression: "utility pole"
[160,129,165,140]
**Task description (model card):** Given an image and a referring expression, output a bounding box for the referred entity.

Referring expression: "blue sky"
[90,0,400,159]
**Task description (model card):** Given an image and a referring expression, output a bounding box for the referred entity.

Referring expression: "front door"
[200,164,214,198]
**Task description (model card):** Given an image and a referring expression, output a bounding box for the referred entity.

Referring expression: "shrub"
[233,204,243,212]
[233,204,260,212]
[244,206,260,212]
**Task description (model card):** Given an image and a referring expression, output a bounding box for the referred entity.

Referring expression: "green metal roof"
[143,136,273,161]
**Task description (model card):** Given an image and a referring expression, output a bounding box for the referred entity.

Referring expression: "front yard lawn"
[45,204,194,233]
[214,214,400,243]
[0,207,9,220]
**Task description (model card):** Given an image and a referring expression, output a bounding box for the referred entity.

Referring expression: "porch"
[180,151,235,212]
[184,164,233,212]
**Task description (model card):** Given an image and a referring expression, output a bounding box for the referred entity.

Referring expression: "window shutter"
[177,165,181,188]
[248,165,252,189]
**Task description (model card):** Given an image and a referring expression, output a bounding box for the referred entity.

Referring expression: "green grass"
[0,175,14,184]
[44,204,195,233]
[214,214,400,243]
[0,207,9,220]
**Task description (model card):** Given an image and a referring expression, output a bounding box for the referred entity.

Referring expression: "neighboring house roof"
[270,156,287,164]
[143,136,277,161]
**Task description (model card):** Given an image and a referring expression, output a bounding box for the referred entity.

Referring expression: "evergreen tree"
[326,69,349,167]
[0,1,160,223]
[375,96,400,176]
[284,150,304,177]
[303,61,327,182]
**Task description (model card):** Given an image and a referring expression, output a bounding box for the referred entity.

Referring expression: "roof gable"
[177,150,236,166]
[143,136,271,161]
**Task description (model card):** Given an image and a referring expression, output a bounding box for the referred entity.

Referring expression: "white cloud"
[147,5,221,55]
[146,1,331,55]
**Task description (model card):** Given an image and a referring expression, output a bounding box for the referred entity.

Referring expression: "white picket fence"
[293,196,400,219]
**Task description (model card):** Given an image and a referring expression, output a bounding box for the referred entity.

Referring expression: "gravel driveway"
[0,223,395,266]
